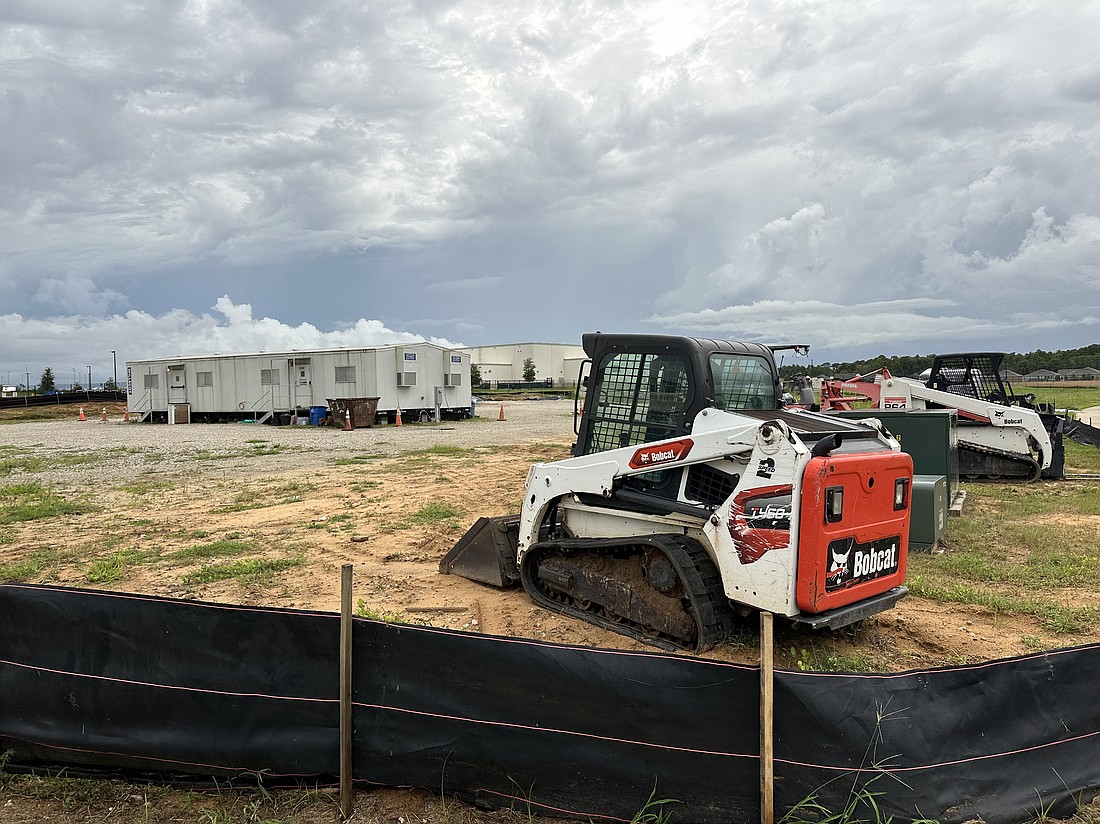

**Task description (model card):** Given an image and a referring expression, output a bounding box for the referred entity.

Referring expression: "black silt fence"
[1,583,1098,823]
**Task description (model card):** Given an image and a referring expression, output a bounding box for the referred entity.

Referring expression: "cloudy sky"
[2,0,1098,386]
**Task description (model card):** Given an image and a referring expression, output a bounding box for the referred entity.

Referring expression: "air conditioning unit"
[397,371,417,387]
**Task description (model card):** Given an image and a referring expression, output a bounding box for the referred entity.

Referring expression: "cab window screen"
[585,352,688,455]
[710,355,775,411]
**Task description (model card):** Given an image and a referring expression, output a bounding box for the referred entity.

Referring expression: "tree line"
[777,343,1100,380]
[10,367,119,393]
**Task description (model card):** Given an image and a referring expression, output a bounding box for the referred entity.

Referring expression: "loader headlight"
[894,477,910,510]
[825,486,843,523]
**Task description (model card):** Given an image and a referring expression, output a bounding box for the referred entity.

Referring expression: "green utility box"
[834,409,959,506]
[910,474,948,552]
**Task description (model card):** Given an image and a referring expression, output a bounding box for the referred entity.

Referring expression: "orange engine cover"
[796,451,912,614]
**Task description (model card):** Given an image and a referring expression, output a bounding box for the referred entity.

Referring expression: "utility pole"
[87,365,92,389]
[111,350,117,388]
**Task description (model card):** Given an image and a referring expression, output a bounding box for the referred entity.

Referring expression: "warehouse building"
[458,342,586,389]
[126,344,471,425]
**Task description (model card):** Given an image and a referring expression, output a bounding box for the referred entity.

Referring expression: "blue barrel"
[309,406,328,426]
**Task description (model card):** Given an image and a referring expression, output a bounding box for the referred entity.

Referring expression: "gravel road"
[1,399,578,485]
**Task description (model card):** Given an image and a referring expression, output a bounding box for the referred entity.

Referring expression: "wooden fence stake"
[760,610,775,824]
[340,564,354,819]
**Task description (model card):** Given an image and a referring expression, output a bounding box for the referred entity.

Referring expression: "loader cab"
[927,353,1012,404]
[573,333,781,499]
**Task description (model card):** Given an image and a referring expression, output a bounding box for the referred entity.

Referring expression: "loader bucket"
[1065,417,1100,448]
[439,515,521,588]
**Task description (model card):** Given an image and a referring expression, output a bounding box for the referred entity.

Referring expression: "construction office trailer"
[126,345,472,424]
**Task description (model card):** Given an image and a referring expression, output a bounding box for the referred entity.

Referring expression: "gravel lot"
[1,398,578,485]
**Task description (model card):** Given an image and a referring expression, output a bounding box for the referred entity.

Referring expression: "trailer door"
[293,359,312,407]
[167,365,187,405]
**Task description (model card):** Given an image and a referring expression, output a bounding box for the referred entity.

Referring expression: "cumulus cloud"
[0,0,1097,362]
[0,295,459,387]
[649,298,1097,359]
[32,273,128,315]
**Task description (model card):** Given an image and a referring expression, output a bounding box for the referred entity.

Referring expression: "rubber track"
[520,534,735,653]
[958,443,1041,483]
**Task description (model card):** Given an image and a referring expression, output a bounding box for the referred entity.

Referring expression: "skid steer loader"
[441,333,913,652]
[820,353,1065,481]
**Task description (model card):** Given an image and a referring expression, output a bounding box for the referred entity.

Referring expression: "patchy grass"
[84,548,159,584]
[349,480,383,492]
[167,528,211,540]
[180,554,305,587]
[907,575,1098,634]
[909,480,1100,635]
[1065,439,1100,474]
[410,501,461,524]
[307,513,355,533]
[118,478,175,495]
[210,481,313,514]
[0,483,85,524]
[333,452,387,465]
[0,547,75,582]
[170,539,253,564]
[0,450,47,476]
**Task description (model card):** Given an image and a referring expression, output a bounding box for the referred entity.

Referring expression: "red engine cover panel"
[796,452,912,614]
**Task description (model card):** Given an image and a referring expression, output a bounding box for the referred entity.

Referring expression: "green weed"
[84,548,158,584]
[180,555,304,587]
[172,540,253,563]
[210,481,313,513]
[629,786,679,824]
[333,452,386,465]
[0,451,46,475]
[355,599,405,623]
[0,557,44,582]
[789,644,888,674]
[410,501,461,524]
[0,483,84,524]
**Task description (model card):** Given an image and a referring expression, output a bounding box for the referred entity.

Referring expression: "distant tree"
[103,377,118,391]
[470,363,482,387]
[72,382,83,392]
[522,357,537,382]
[39,367,56,393]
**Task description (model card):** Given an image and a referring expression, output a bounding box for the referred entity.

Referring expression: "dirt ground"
[3,402,1100,822]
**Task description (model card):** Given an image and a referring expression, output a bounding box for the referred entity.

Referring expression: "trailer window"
[335,366,356,383]
[196,372,213,387]
[710,355,775,410]
[260,369,280,386]
[585,352,689,455]
[143,374,159,390]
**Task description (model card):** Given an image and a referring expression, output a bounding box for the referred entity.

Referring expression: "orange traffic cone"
[78,407,85,421]
[123,409,130,422]
[498,402,506,422]
[344,409,352,431]
[395,406,403,427]
[101,408,107,423]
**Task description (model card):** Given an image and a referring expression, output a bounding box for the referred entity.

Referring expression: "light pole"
[25,368,30,393]
[111,350,117,389]
[87,365,92,389]
[72,368,77,390]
